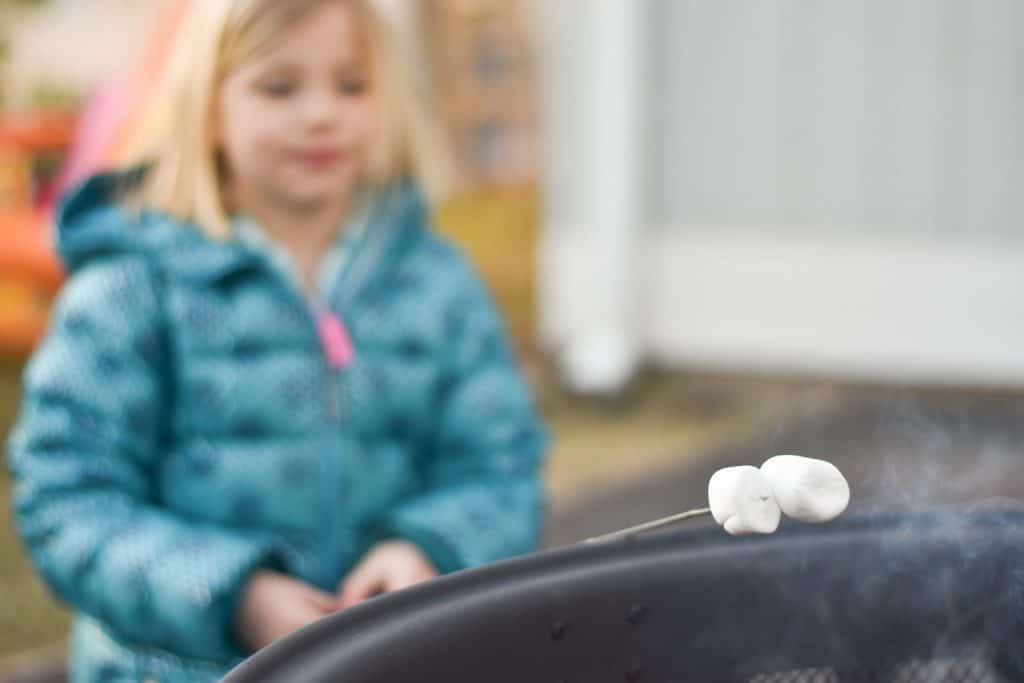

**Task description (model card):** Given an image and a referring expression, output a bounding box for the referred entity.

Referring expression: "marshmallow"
[760,455,850,523]
[708,466,781,535]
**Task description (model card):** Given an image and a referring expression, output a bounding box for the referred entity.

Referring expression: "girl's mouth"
[296,148,344,169]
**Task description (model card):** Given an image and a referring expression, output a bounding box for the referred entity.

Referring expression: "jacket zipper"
[313,217,389,588]
[250,198,394,589]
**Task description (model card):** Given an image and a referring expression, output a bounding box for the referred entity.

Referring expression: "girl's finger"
[300,585,341,613]
[339,570,387,608]
[383,566,428,593]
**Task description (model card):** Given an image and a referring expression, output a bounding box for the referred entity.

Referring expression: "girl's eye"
[338,80,367,96]
[260,81,296,98]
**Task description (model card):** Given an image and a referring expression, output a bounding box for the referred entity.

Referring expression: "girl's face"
[217,1,375,214]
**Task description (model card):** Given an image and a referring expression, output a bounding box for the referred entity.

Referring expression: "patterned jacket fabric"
[7,171,548,682]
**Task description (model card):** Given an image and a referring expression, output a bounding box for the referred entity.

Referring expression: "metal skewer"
[584,507,713,544]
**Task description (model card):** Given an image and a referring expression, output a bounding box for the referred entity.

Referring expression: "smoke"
[732,389,1024,680]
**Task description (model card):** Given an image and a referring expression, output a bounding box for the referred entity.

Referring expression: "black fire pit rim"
[224,504,1024,683]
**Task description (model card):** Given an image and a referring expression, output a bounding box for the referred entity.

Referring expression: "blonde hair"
[126,0,454,239]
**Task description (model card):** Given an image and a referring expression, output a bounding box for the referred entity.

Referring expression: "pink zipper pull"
[317,310,355,369]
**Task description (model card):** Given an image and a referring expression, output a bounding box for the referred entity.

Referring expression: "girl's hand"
[337,541,437,609]
[235,570,338,652]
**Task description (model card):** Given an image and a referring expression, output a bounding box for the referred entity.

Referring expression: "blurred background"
[1,0,1022,679]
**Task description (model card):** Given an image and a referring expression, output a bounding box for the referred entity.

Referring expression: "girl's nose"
[301,88,341,129]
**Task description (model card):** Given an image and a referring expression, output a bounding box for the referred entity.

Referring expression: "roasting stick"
[584,507,712,544]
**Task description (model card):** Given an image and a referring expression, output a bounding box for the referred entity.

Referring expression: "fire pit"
[224,507,1024,682]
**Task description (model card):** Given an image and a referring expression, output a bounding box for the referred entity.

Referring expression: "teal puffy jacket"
[7,171,548,682]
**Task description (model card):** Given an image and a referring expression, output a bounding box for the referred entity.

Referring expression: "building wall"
[645,0,1022,243]
[536,0,1024,388]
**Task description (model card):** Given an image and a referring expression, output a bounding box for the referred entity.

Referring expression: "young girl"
[7,2,548,681]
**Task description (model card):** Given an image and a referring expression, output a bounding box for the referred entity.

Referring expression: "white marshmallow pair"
[708,455,850,536]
